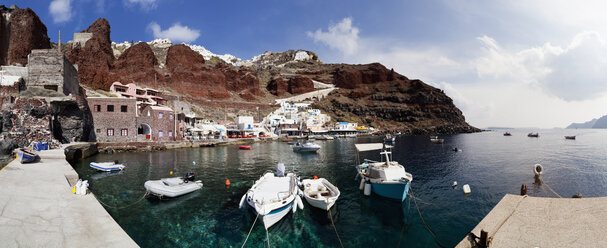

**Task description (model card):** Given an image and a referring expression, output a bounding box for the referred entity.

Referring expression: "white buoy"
[359,178,365,190]
[292,202,297,213]
[534,164,543,177]
[363,182,372,196]
[239,194,247,209]
[463,184,471,194]
[452,181,458,188]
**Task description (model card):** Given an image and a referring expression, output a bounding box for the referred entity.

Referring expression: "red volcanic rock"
[267,77,288,96]
[7,8,51,66]
[111,42,160,86]
[83,18,113,59]
[165,44,205,70]
[239,91,257,101]
[333,63,395,89]
[288,77,314,94]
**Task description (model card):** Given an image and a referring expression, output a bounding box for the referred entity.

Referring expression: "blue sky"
[8,0,607,128]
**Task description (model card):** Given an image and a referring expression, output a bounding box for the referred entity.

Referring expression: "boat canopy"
[355,143,393,152]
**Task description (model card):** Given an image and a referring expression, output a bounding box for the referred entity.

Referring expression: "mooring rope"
[540,178,563,198]
[95,191,149,210]
[241,213,259,248]
[266,226,271,248]
[396,196,412,248]
[409,186,449,248]
[328,208,344,248]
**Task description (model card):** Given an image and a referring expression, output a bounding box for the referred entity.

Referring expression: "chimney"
[58,30,61,52]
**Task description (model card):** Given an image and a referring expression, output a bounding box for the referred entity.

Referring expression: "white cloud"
[125,0,158,10]
[307,17,359,56]
[49,0,73,23]
[147,22,200,43]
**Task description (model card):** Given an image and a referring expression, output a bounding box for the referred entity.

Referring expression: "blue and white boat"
[355,143,413,201]
[17,148,38,163]
[89,161,125,172]
[239,163,304,229]
[292,141,321,152]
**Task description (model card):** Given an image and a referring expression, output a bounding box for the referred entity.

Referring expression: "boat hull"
[144,179,203,198]
[260,200,294,229]
[17,149,37,163]
[293,147,320,152]
[89,162,125,172]
[372,182,410,201]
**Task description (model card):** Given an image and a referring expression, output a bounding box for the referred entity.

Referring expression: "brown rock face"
[6,8,51,66]
[266,77,288,96]
[333,63,397,89]
[288,77,314,94]
[165,44,205,70]
[111,42,159,84]
[83,18,113,60]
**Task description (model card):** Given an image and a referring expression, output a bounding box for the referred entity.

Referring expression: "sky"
[8,0,607,128]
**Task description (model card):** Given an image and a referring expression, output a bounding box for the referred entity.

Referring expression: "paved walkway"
[0,146,138,248]
[457,194,607,247]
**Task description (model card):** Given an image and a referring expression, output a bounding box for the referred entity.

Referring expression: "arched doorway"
[138,123,152,140]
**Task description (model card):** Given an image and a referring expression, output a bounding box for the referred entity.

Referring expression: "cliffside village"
[0,32,371,147]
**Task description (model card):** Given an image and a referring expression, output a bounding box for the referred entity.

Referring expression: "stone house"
[26,49,79,96]
[137,105,177,141]
[87,97,137,142]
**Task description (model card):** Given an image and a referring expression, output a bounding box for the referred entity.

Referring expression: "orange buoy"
[225,179,231,186]
[313,175,318,179]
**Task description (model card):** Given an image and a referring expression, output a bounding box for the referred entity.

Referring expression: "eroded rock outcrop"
[4,7,50,66]
[111,42,160,85]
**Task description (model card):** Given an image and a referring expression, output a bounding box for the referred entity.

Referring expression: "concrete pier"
[0,146,138,247]
[457,194,607,247]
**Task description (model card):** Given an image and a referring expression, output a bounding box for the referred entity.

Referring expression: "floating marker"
[225,178,231,186]
[169,171,173,175]
[452,181,458,188]
[463,184,471,194]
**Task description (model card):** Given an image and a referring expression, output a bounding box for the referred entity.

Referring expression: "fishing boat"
[301,178,340,210]
[239,145,251,150]
[292,141,321,152]
[355,143,413,201]
[17,148,38,163]
[144,173,203,198]
[565,136,576,140]
[89,161,125,172]
[239,163,304,229]
[430,136,444,144]
[528,133,539,138]
[503,132,512,136]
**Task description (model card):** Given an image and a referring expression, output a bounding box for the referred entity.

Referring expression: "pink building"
[137,105,177,141]
[110,82,166,105]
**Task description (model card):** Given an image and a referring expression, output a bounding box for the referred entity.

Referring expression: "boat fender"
[313,175,318,179]
[363,181,372,196]
[296,195,304,210]
[534,164,543,177]
[359,178,365,190]
[239,194,247,209]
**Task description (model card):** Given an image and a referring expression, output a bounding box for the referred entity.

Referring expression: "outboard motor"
[276,163,285,177]
[184,172,195,182]
[114,160,120,164]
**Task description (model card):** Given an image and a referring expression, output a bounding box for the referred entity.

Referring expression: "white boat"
[301,178,340,210]
[293,141,321,152]
[239,163,304,229]
[89,161,125,172]
[144,173,203,198]
[430,136,444,144]
[355,143,413,201]
[317,135,336,140]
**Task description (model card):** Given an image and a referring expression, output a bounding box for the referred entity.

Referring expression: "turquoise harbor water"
[71,129,607,247]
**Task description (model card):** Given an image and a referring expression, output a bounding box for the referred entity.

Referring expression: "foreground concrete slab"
[0,146,138,248]
[457,194,607,247]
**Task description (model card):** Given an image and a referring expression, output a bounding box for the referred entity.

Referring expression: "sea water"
[71,129,607,247]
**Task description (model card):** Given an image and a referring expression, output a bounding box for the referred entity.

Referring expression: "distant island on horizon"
[567,115,607,129]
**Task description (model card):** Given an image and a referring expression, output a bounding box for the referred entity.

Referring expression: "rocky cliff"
[0,5,51,66]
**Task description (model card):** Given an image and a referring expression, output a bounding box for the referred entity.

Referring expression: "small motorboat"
[528,133,539,138]
[17,148,38,163]
[317,135,336,140]
[89,160,125,172]
[292,141,321,152]
[144,173,203,198]
[301,178,340,211]
[355,143,413,201]
[239,163,304,229]
[239,145,251,150]
[565,136,576,140]
[503,132,512,136]
[430,136,444,144]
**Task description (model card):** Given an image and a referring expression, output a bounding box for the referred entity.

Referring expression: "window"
[121,129,128,136]
[107,105,114,112]
[159,130,163,137]
[120,105,128,112]
[158,112,163,119]
[169,131,173,137]
[94,105,101,112]
[107,128,114,136]
[169,114,173,120]
[147,111,150,116]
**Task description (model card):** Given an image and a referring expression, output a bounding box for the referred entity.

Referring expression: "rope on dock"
[409,186,450,248]
[540,178,563,198]
[328,208,344,248]
[240,213,259,248]
[487,194,527,245]
[95,191,149,210]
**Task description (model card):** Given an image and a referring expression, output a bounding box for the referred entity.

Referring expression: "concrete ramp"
[457,194,607,247]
